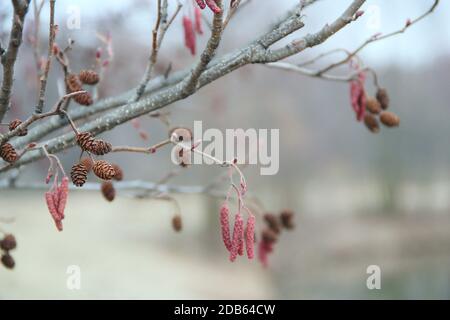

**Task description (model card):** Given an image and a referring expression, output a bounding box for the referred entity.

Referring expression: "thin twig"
[35,0,56,114]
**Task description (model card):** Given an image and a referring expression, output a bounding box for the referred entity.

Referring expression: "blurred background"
[1,0,450,299]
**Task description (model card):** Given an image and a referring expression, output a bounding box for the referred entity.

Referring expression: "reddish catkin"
[350,72,366,122]
[220,204,232,251]
[194,7,203,35]
[194,0,206,9]
[246,214,256,259]
[205,0,221,14]
[229,213,244,262]
[183,16,196,56]
[45,191,62,231]
[56,177,69,219]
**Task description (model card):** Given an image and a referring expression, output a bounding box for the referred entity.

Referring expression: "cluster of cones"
[0,234,17,270]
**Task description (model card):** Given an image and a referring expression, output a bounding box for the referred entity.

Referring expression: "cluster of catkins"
[0,234,17,270]
[258,210,295,267]
[0,118,29,164]
[220,203,256,262]
[65,69,100,106]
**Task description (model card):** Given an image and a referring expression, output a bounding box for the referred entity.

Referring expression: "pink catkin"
[350,71,366,122]
[258,241,273,268]
[183,16,196,56]
[229,213,244,262]
[45,191,63,232]
[194,7,203,35]
[245,214,256,259]
[220,204,232,251]
[195,0,206,9]
[57,177,69,220]
[205,0,221,14]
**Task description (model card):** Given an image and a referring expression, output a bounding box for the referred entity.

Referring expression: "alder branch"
[0,0,30,122]
[0,0,368,173]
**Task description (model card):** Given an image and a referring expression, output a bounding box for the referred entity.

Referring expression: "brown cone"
[66,73,83,93]
[0,143,18,163]
[76,132,96,152]
[79,69,100,85]
[9,119,27,136]
[280,210,295,230]
[70,163,88,187]
[0,234,17,251]
[376,88,390,110]
[79,157,94,172]
[172,215,182,232]
[1,253,15,269]
[93,160,116,180]
[101,181,116,202]
[73,92,93,106]
[380,111,400,127]
[264,213,281,234]
[112,164,124,181]
[366,97,382,114]
[90,139,112,156]
[364,114,380,133]
[262,229,278,244]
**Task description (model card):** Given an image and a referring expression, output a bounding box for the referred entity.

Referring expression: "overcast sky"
[19,0,450,68]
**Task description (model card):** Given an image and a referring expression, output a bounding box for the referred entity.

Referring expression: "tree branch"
[0,0,30,122]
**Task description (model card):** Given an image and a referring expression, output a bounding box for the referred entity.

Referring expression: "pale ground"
[0,190,273,299]
[2,189,450,299]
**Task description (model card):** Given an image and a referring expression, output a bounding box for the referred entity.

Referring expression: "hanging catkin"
[183,16,196,56]
[246,214,255,259]
[220,204,232,251]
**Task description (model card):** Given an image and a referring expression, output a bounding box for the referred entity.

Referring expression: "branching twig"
[0,0,30,122]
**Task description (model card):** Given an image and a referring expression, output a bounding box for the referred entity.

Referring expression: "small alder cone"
[79,69,100,85]
[79,157,93,172]
[263,213,281,234]
[76,132,96,152]
[262,229,278,244]
[1,253,15,269]
[172,215,182,232]
[364,114,380,133]
[0,234,17,251]
[70,163,88,187]
[90,140,112,156]
[376,88,390,110]
[101,181,116,202]
[9,119,27,136]
[380,111,400,127]
[280,210,295,230]
[112,164,124,181]
[73,92,93,106]
[0,143,18,163]
[93,160,116,180]
[366,97,382,114]
[66,73,83,93]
